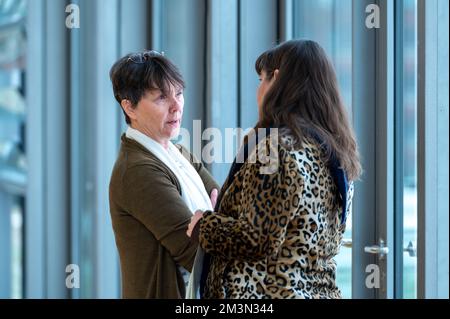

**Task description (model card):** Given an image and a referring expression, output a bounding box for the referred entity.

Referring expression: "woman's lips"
[167,119,180,127]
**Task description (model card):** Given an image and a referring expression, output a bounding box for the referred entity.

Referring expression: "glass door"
[395,0,418,299]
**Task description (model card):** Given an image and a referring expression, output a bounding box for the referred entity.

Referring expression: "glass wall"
[0,0,447,299]
[400,0,418,299]
[293,0,353,298]
[0,0,26,299]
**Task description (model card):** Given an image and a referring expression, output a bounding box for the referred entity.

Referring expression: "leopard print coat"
[199,134,354,299]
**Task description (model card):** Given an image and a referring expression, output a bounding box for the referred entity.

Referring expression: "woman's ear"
[273,69,280,81]
[121,99,137,121]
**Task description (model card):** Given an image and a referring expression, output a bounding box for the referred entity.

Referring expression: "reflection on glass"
[293,0,353,298]
[11,200,23,299]
[0,0,27,299]
[402,0,417,299]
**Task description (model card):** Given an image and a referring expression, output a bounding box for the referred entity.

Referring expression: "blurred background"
[0,0,448,299]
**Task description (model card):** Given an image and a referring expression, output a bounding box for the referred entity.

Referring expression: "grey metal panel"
[76,0,97,298]
[239,0,278,130]
[435,0,449,299]
[279,0,293,41]
[150,0,163,51]
[159,0,206,145]
[119,0,151,135]
[417,0,449,299]
[25,0,47,299]
[94,0,121,299]
[44,0,71,299]
[393,0,404,298]
[120,0,150,54]
[417,0,435,298]
[75,0,121,298]
[119,0,151,132]
[206,0,239,185]
[202,0,278,183]
[375,0,395,299]
[351,0,377,299]
[69,0,81,300]
[293,0,353,113]
[333,0,353,112]
[26,0,71,299]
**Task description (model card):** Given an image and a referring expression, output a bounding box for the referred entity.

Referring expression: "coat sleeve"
[123,164,198,271]
[198,146,303,262]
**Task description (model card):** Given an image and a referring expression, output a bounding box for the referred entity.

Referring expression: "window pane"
[402,0,418,299]
[293,0,353,299]
[0,0,27,299]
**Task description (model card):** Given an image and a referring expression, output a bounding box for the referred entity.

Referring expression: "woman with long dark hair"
[188,40,361,298]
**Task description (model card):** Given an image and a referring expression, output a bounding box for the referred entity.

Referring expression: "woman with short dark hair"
[109,51,218,298]
[188,40,361,299]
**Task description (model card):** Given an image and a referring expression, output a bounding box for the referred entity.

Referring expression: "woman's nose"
[170,96,183,112]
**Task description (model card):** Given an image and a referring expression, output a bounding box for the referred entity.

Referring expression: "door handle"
[343,238,410,258]
[364,239,389,257]
[341,238,352,248]
[403,241,416,257]
[364,245,390,254]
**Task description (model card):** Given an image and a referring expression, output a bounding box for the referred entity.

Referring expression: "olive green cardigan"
[109,134,218,299]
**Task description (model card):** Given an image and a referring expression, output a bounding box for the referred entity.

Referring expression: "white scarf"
[126,126,211,298]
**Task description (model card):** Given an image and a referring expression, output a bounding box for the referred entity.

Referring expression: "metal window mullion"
[375,0,395,299]
[351,0,377,299]
[278,0,293,42]
[238,0,277,130]
[417,0,449,299]
[417,0,433,299]
[25,0,46,298]
[206,0,239,184]
[26,0,71,299]
[393,0,404,299]
[70,0,81,300]
[44,0,71,299]
[0,193,12,297]
[93,0,121,298]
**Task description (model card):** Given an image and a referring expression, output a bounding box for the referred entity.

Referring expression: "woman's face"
[130,84,184,147]
[256,70,276,118]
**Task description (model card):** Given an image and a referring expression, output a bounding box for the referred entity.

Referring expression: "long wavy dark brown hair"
[255,40,361,181]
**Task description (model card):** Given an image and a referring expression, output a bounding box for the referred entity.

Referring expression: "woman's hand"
[187,210,204,238]
[210,188,218,208]
[186,189,218,238]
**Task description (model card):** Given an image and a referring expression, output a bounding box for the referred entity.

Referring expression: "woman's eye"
[159,95,167,100]
[176,91,183,97]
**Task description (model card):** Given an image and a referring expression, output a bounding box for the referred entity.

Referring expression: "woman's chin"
[168,128,181,140]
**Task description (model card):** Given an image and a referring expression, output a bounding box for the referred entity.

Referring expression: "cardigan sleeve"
[123,163,198,271]
[198,145,303,262]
